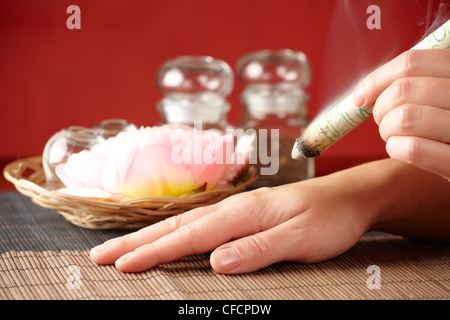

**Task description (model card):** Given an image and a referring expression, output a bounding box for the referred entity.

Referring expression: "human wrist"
[366,160,450,239]
[324,159,403,233]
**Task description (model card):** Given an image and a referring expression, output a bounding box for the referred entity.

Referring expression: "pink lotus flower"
[55,125,252,201]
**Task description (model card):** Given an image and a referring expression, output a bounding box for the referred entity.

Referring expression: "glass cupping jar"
[236,49,315,187]
[156,56,233,132]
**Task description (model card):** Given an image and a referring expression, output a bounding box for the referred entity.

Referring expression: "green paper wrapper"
[292,19,450,159]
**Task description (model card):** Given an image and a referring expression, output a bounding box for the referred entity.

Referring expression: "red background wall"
[0,0,445,162]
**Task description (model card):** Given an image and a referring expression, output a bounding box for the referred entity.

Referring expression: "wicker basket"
[3,156,258,230]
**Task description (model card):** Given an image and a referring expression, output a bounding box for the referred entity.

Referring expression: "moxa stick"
[292,19,450,159]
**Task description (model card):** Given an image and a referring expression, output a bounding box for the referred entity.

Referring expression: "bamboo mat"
[0,191,449,300]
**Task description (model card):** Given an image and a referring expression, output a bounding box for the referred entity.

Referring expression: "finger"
[90,204,219,265]
[113,208,259,273]
[113,188,302,272]
[373,77,450,125]
[386,136,450,180]
[353,49,450,108]
[114,212,234,272]
[379,104,450,143]
[210,220,297,274]
[210,203,363,274]
[91,188,269,265]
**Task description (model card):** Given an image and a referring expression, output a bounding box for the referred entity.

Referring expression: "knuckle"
[404,138,422,164]
[244,235,270,258]
[120,232,137,246]
[245,187,272,214]
[399,50,421,75]
[246,187,268,202]
[225,187,270,211]
[175,220,197,238]
[397,104,418,128]
[391,78,413,103]
[174,220,202,253]
[162,214,184,232]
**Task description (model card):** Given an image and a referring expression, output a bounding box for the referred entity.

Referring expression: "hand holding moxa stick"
[291,19,450,160]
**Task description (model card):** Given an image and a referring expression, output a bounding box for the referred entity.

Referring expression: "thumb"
[210,225,293,274]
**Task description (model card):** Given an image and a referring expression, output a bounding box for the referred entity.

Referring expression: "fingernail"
[213,247,241,271]
[116,251,135,264]
[353,86,366,107]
